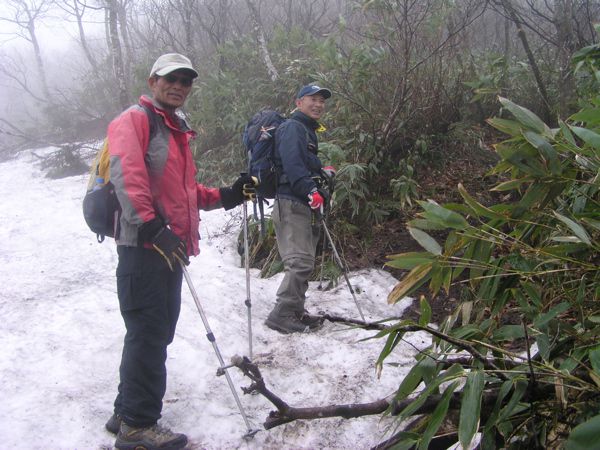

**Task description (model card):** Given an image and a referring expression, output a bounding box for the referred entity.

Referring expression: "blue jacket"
[274,111,323,204]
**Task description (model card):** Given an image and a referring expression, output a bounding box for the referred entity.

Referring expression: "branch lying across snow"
[321,313,393,330]
[225,314,547,433]
[230,352,558,450]
[230,355,392,429]
[226,314,584,449]
[229,355,505,430]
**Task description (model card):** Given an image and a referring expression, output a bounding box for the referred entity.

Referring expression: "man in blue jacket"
[265,84,334,334]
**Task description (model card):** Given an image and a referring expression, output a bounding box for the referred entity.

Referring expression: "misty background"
[2,1,598,192]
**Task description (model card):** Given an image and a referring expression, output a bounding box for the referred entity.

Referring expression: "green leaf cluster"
[383,91,600,447]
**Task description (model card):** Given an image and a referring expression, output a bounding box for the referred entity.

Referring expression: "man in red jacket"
[104,53,253,450]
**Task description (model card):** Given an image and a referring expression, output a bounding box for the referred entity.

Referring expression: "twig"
[321,313,395,330]
[321,314,509,380]
[232,355,391,429]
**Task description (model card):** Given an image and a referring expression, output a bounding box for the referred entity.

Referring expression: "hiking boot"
[115,422,188,450]
[105,412,121,435]
[297,310,325,328]
[265,310,321,334]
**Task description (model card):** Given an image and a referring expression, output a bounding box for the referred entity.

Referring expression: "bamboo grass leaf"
[419,296,432,326]
[375,329,406,378]
[534,302,571,329]
[570,126,600,154]
[537,333,551,362]
[565,414,600,450]
[385,252,435,270]
[458,183,504,219]
[408,227,442,255]
[492,324,525,341]
[581,217,600,231]
[387,263,433,304]
[495,141,547,176]
[570,108,600,125]
[406,218,448,230]
[511,183,550,218]
[442,265,452,294]
[418,381,460,450]
[393,357,432,402]
[589,347,600,374]
[486,117,523,137]
[491,177,531,192]
[459,369,485,449]
[559,119,577,146]
[551,236,587,243]
[498,380,528,423]
[399,364,463,419]
[498,96,549,134]
[417,201,469,230]
[385,433,419,450]
[482,380,514,440]
[523,131,561,174]
[553,212,592,245]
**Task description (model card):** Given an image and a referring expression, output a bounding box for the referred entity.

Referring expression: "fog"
[0,0,105,152]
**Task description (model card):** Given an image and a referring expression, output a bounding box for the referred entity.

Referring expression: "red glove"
[322,165,336,178]
[308,191,324,210]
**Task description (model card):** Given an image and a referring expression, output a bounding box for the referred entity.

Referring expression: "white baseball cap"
[150,53,198,78]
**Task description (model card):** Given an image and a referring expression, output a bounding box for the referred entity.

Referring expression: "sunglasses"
[163,73,194,87]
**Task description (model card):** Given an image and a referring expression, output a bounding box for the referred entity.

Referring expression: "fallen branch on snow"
[230,355,392,429]
[320,313,393,330]
[228,355,501,430]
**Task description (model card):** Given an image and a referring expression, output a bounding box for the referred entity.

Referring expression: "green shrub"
[381,92,600,448]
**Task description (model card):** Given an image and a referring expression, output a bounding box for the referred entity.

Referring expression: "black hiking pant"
[113,246,183,427]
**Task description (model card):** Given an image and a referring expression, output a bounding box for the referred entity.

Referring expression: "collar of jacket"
[139,95,197,138]
[290,110,320,131]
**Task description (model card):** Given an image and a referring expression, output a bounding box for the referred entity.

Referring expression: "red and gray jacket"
[108,95,221,256]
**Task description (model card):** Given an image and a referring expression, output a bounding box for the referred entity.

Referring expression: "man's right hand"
[308,190,325,210]
[220,174,258,210]
[139,217,190,271]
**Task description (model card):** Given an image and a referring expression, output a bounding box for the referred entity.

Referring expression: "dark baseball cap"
[296,84,332,99]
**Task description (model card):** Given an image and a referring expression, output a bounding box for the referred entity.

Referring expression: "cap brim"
[300,88,331,99]
[313,88,331,99]
[154,65,199,78]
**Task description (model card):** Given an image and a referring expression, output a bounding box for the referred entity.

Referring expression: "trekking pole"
[317,202,330,290]
[242,199,253,360]
[318,212,366,321]
[181,263,259,439]
[317,235,327,290]
[317,170,333,291]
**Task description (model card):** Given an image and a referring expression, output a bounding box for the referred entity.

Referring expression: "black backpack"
[242,109,286,199]
[83,104,157,242]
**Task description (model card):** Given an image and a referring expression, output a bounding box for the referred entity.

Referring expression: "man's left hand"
[220,174,257,210]
[322,165,336,179]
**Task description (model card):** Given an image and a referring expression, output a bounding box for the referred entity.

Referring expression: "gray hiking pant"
[271,198,321,316]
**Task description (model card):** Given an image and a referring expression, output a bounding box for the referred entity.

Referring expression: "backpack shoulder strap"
[139,103,158,140]
[285,116,311,149]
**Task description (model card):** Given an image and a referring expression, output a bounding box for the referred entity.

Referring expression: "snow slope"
[0,148,428,449]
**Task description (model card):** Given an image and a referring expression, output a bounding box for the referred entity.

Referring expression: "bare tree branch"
[245,0,279,81]
[0,0,53,98]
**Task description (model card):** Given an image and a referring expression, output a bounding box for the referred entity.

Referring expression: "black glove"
[219,174,257,210]
[139,217,190,271]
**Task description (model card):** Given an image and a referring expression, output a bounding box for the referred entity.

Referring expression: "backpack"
[83,104,157,243]
[242,109,287,199]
